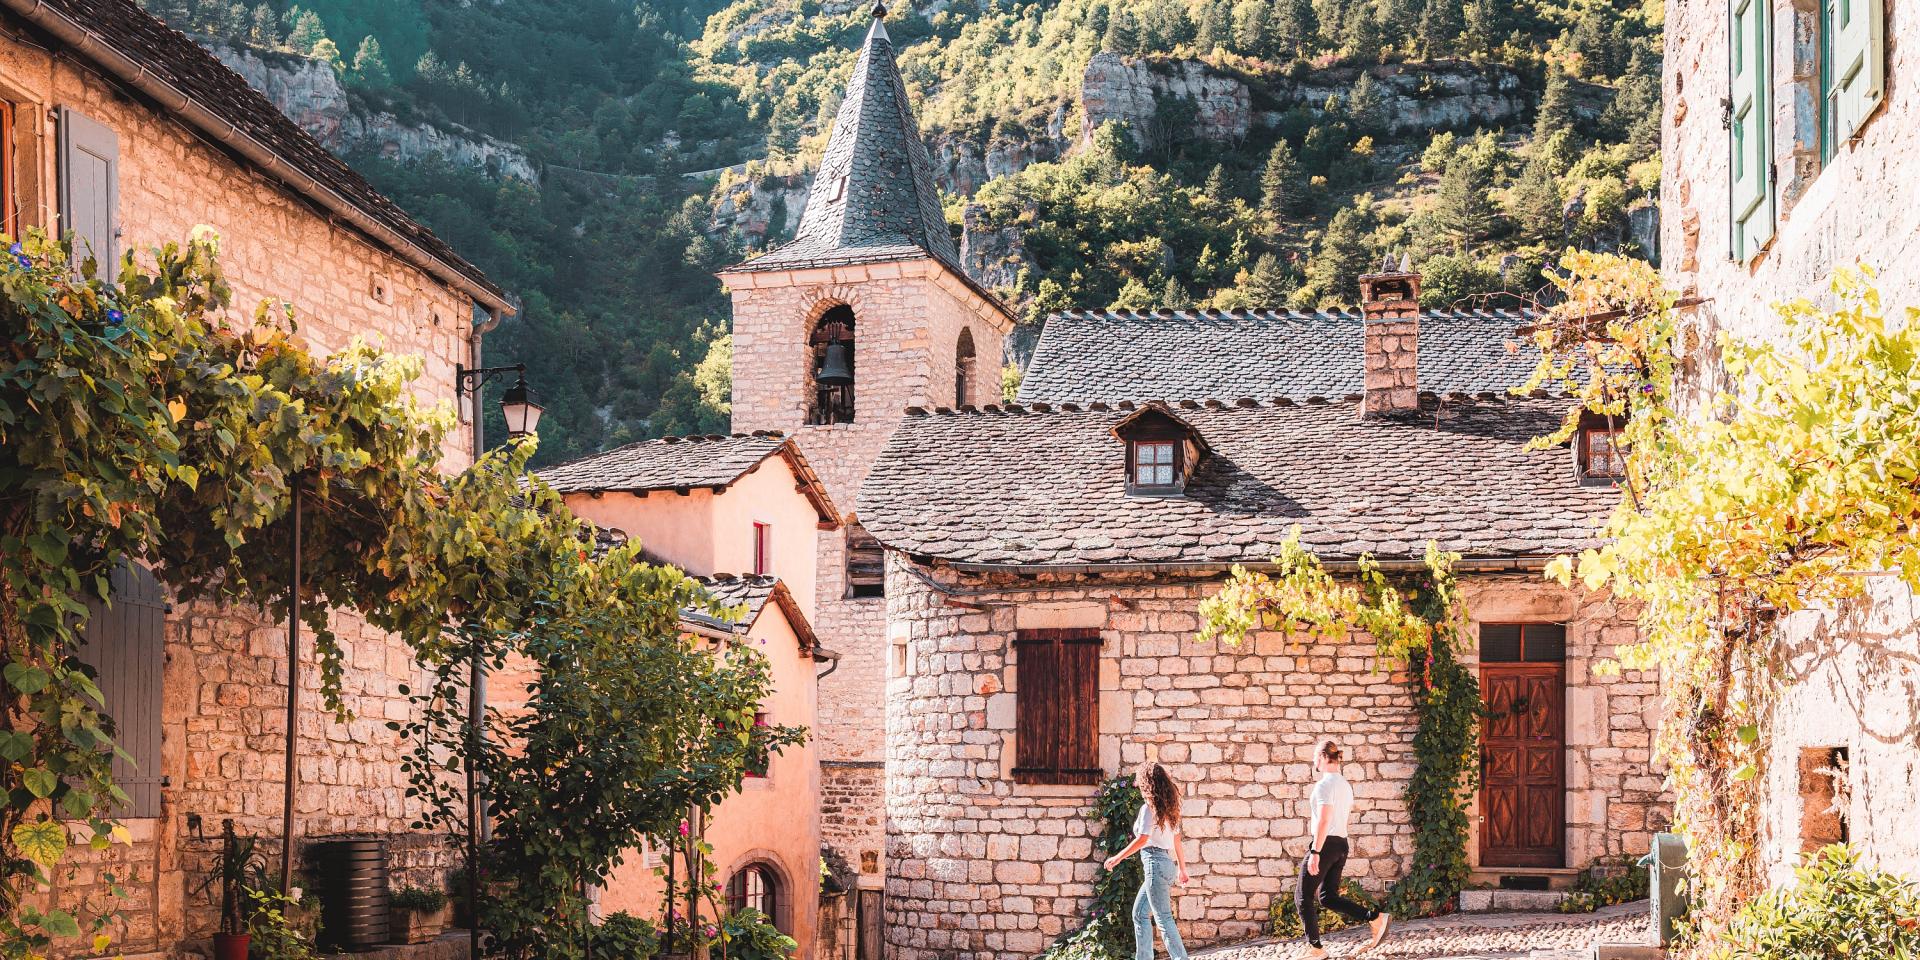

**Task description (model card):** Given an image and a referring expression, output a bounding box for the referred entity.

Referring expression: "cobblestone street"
[1193,902,1653,960]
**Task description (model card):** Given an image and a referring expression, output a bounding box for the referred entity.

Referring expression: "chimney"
[1359,253,1421,418]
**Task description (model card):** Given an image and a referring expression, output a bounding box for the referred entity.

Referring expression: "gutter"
[9,0,514,314]
[936,555,1556,576]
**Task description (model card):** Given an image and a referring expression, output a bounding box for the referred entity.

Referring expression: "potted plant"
[389,886,452,944]
[211,821,255,960]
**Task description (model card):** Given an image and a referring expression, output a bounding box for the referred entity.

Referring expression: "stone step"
[1592,944,1666,960]
[1457,888,1569,912]
[326,930,473,960]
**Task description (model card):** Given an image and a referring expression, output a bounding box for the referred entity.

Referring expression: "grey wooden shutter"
[57,106,119,271]
[78,562,167,818]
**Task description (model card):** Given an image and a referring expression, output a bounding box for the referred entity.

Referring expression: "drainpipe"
[465,305,501,956]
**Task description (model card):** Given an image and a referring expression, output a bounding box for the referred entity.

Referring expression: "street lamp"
[457,362,543,441]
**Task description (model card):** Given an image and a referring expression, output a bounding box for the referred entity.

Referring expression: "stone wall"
[1661,0,1920,885]
[882,559,1665,959]
[0,32,481,958]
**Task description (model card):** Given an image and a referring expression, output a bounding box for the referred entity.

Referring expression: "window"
[1728,0,1774,261]
[752,522,771,576]
[1579,426,1624,481]
[76,562,166,818]
[57,107,119,270]
[955,328,977,407]
[846,522,885,598]
[727,863,784,929]
[1132,440,1177,488]
[1798,746,1850,851]
[1821,0,1885,153]
[745,711,770,778]
[807,305,856,425]
[1480,623,1567,663]
[1012,628,1102,786]
[1,100,15,238]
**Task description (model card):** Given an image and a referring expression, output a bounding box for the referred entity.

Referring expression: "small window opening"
[955,328,977,407]
[1131,440,1177,488]
[745,711,771,778]
[846,522,885,598]
[1798,746,1850,851]
[808,305,856,425]
[1479,623,1568,663]
[752,522,771,576]
[727,862,784,930]
[1578,424,1625,482]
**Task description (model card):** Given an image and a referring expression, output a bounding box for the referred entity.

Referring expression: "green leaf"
[12,820,69,867]
[39,908,80,938]
[23,768,57,798]
[1736,723,1759,744]
[4,662,50,694]
[0,731,33,761]
[1733,764,1759,782]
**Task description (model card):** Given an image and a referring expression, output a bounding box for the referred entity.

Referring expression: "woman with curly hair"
[1103,761,1192,960]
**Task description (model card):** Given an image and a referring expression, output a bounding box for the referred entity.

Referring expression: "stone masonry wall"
[883,559,1665,959]
[1662,0,1920,885]
[0,35,480,957]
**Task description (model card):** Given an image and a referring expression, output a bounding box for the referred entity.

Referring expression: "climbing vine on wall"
[1038,776,1146,960]
[1198,534,1478,917]
[1520,251,1920,937]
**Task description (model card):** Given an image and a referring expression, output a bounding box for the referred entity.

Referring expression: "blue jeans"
[1132,847,1188,960]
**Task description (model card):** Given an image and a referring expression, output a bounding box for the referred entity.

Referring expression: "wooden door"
[1479,623,1566,868]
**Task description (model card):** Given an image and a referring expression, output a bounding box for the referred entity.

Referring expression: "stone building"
[0,0,513,954]
[1661,0,1920,884]
[715,6,1015,948]
[848,270,1670,956]
[539,432,840,954]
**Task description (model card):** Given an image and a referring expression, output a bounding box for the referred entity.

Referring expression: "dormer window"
[1131,440,1177,488]
[1112,402,1209,496]
[1576,416,1626,484]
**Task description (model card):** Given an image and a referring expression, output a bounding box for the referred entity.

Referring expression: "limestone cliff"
[211,43,537,182]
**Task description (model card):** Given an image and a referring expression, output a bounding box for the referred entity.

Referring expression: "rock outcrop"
[212,43,537,181]
[1261,60,1532,133]
[959,200,1032,293]
[1080,52,1253,147]
[709,172,810,250]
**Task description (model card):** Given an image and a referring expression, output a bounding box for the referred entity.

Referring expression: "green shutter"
[1828,0,1885,140]
[1729,0,1774,261]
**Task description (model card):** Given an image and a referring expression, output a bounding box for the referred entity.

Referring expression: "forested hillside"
[147,0,1661,462]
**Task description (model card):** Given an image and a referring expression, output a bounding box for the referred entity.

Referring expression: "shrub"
[717,909,796,960]
[594,913,661,960]
[1711,845,1920,959]
[390,887,450,913]
[1557,857,1648,913]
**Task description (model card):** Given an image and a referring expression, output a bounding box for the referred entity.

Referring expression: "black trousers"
[1296,836,1377,945]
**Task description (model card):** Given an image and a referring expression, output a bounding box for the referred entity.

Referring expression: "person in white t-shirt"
[1296,738,1392,958]
[1102,762,1192,960]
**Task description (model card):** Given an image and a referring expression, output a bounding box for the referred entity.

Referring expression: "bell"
[816,342,854,386]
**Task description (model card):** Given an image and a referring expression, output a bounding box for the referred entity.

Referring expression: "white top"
[1133,803,1180,851]
[1310,772,1354,839]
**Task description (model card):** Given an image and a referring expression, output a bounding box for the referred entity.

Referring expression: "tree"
[1508,148,1564,241]
[247,3,280,46]
[1108,277,1158,310]
[1204,163,1235,204]
[1603,48,1663,159]
[1272,0,1317,59]
[1196,0,1232,52]
[1431,132,1501,244]
[1535,69,1576,141]
[1461,0,1498,54]
[1243,252,1296,305]
[1306,201,1376,303]
[1260,140,1301,231]
[1418,0,1464,57]
[1160,276,1195,309]
[286,9,328,54]
[350,35,391,87]
[1345,73,1386,136]
[1230,0,1273,57]
[1341,0,1385,58]
[1102,9,1140,54]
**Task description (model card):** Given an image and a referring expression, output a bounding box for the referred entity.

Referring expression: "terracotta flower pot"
[212,931,250,960]
[390,905,451,945]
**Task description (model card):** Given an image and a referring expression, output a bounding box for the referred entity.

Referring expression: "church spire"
[730,0,961,273]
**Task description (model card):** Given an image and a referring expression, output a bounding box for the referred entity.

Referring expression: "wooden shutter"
[1828,0,1885,140]
[78,562,167,818]
[57,107,119,271]
[846,523,885,598]
[1013,628,1102,785]
[1728,0,1774,261]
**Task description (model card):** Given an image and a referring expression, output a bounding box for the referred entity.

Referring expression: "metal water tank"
[311,837,391,950]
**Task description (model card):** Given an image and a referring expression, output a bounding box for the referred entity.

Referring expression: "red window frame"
[745,711,770,778]
[1,100,16,238]
[1581,427,1624,479]
[1131,440,1178,488]
[752,522,771,576]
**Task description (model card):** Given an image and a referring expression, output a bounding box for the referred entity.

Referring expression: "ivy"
[1522,252,1920,939]
[1199,531,1478,917]
[1038,776,1145,960]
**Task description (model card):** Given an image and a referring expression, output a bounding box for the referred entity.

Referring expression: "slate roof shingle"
[539,430,839,524]
[685,574,821,653]
[855,397,1615,568]
[13,0,506,305]
[1017,309,1542,404]
[727,16,958,276]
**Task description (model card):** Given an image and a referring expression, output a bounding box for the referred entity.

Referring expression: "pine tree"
[1508,148,1564,241]
[1345,73,1386,135]
[247,3,279,46]
[1431,134,1500,243]
[287,10,328,55]
[1272,0,1316,59]
[1461,0,1498,54]
[1306,202,1374,303]
[1205,163,1234,204]
[1535,69,1576,141]
[1103,9,1140,54]
[311,36,342,69]
[1341,1,1384,59]
[1417,0,1463,57]
[1260,140,1300,229]
[1603,48,1662,159]
[1196,0,1232,52]
[1160,276,1195,308]
[1244,252,1295,305]
[351,35,391,87]
[1231,0,1273,57]
[1108,277,1157,310]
